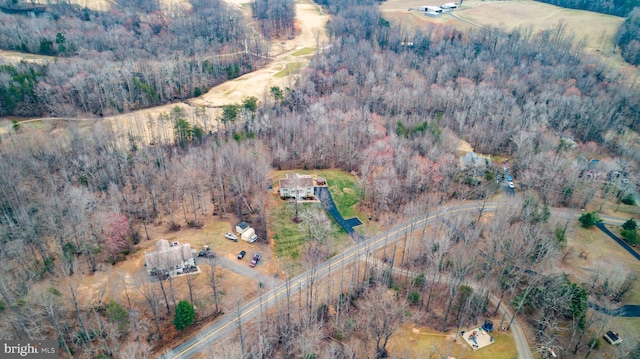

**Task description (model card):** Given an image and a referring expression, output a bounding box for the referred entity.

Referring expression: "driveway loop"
[315,187,365,242]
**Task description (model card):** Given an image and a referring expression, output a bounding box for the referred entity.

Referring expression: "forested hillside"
[616,8,640,65]
[536,0,640,17]
[0,0,268,117]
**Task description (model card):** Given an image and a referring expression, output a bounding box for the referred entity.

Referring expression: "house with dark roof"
[236,221,250,234]
[144,239,195,278]
[279,172,315,200]
[604,330,623,345]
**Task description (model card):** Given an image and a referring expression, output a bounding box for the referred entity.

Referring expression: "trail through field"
[188,0,327,108]
[1,0,328,143]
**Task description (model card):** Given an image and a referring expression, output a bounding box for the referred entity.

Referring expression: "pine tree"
[173,300,195,331]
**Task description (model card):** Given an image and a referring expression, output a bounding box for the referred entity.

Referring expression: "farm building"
[279,172,315,200]
[145,239,195,278]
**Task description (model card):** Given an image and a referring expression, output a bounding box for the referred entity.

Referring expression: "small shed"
[604,330,623,345]
[236,221,250,234]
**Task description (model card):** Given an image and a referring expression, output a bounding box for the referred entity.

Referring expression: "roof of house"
[280,173,314,189]
[145,239,193,270]
[237,221,250,230]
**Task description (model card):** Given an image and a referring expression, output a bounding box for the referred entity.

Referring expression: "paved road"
[589,303,640,317]
[168,202,499,358]
[167,203,635,359]
[595,223,640,261]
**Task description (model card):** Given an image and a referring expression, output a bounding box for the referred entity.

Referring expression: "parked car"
[197,250,215,258]
[508,182,515,189]
[250,254,261,268]
[225,233,238,241]
[507,175,513,182]
[237,250,246,260]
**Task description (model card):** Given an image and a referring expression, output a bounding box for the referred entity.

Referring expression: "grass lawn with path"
[269,169,366,270]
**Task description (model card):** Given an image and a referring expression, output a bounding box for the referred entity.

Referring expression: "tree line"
[616,8,640,65]
[251,0,296,39]
[535,0,640,17]
[0,0,268,117]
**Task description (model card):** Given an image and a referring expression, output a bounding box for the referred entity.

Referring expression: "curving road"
[167,203,497,358]
[166,203,635,359]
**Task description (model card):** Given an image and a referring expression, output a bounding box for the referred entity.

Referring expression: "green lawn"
[269,169,365,263]
[270,201,346,260]
[274,62,304,78]
[321,169,362,219]
[291,47,316,56]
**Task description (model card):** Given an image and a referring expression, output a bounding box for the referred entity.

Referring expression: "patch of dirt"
[457,139,474,154]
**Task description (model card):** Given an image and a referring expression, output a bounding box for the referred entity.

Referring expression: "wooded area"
[251,0,296,38]
[536,0,640,17]
[616,8,640,65]
[1,0,640,357]
[0,0,268,116]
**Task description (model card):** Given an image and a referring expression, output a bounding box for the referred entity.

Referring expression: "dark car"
[250,253,261,268]
[237,250,246,260]
[198,251,215,258]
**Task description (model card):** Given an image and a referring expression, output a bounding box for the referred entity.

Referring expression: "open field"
[561,224,640,303]
[388,323,518,359]
[274,61,305,77]
[0,49,54,65]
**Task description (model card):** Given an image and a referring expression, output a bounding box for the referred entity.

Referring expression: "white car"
[225,233,238,241]
[508,182,515,189]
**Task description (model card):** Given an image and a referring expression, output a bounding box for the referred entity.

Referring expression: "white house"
[460,151,491,170]
[279,172,315,200]
[145,239,195,278]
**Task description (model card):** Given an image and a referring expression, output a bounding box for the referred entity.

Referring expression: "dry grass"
[388,323,518,359]
[559,223,640,305]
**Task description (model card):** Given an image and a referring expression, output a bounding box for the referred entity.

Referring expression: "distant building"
[279,172,315,200]
[144,239,195,278]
